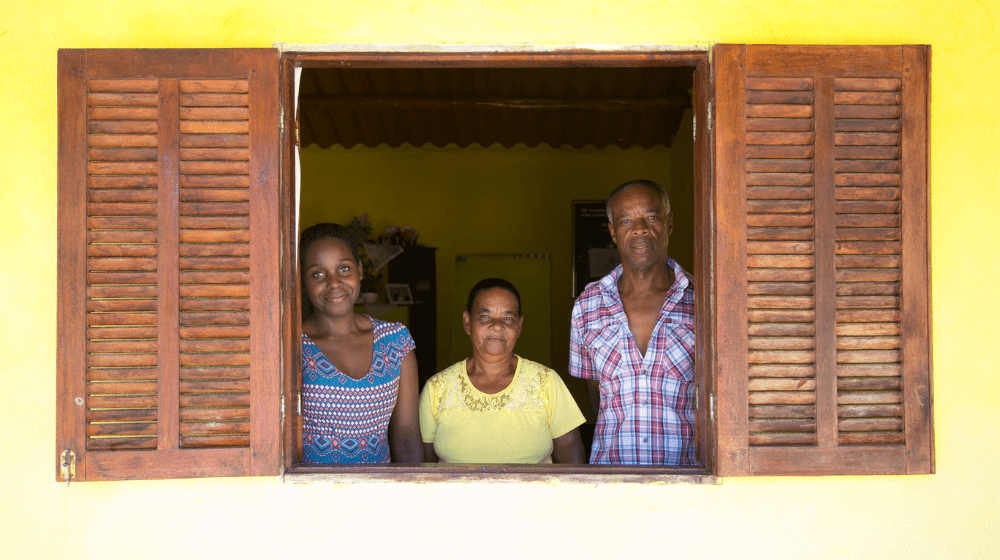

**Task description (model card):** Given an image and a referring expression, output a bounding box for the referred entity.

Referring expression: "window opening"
[284,55,712,477]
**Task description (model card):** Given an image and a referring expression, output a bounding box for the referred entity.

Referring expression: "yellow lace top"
[419,356,585,463]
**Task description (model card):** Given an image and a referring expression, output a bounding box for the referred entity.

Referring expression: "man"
[569,179,696,465]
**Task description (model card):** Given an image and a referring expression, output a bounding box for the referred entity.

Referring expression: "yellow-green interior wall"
[298,112,693,403]
[3,1,999,558]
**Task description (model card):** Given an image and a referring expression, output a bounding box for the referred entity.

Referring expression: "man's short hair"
[605,179,671,221]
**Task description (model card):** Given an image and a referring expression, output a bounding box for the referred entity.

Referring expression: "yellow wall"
[3,1,998,558]
[297,135,689,375]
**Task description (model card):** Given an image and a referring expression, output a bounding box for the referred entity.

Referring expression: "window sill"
[283,464,718,484]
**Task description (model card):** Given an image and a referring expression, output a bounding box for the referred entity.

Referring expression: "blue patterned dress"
[301,319,415,464]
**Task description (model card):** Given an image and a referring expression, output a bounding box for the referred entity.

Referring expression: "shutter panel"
[177,78,253,449]
[57,49,280,481]
[713,45,932,476]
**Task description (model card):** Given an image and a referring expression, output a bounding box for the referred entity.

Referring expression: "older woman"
[419,278,585,463]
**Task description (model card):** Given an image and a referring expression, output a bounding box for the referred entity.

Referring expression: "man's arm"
[422,442,438,463]
[585,379,601,418]
[552,429,585,464]
[570,299,602,418]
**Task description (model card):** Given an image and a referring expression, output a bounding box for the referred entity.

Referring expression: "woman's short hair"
[466,278,522,317]
[299,223,361,270]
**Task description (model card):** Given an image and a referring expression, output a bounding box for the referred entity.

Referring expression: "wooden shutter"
[57,49,281,481]
[713,45,932,475]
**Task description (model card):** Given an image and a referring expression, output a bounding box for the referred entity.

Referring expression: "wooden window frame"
[279,50,717,482]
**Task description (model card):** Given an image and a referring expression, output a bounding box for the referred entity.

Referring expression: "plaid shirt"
[570,259,696,465]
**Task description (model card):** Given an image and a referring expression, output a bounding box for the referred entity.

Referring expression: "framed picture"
[572,200,620,298]
[385,283,414,305]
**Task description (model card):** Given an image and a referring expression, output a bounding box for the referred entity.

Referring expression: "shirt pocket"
[582,323,625,380]
[662,322,696,382]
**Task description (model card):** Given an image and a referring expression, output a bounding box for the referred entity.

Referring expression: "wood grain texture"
[89,89,158,104]
[179,298,250,312]
[713,44,932,475]
[86,448,250,480]
[712,44,750,475]
[180,107,249,120]
[180,134,250,148]
[175,69,257,449]
[280,54,301,471]
[58,48,282,480]
[750,446,905,475]
[832,69,909,450]
[156,77,180,452]
[84,74,166,454]
[88,79,159,92]
[88,133,158,147]
[57,49,90,480]
[692,57,716,472]
[899,45,934,473]
[246,49,282,475]
[815,77,837,448]
[745,45,902,77]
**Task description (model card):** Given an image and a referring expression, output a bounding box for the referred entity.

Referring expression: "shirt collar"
[600,258,688,302]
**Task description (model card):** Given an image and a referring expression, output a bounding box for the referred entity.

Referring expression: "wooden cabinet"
[387,246,437,387]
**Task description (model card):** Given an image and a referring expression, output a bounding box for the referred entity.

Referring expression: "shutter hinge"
[60,450,76,486]
[707,99,714,131]
[694,385,700,409]
[279,104,285,136]
[709,392,716,423]
[280,394,285,419]
[297,391,302,416]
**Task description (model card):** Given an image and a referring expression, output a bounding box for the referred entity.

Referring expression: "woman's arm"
[388,352,423,464]
[552,428,585,464]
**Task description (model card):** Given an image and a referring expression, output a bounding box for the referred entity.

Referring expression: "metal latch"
[60,450,76,486]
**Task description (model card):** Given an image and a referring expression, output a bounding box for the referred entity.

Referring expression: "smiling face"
[463,287,523,359]
[607,185,673,273]
[302,237,362,318]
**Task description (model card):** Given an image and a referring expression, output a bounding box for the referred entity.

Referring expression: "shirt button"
[641,437,648,443]
[641,369,647,375]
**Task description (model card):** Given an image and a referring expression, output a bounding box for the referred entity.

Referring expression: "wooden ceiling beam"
[298,94,691,112]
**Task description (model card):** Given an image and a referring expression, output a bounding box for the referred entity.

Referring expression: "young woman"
[299,223,422,464]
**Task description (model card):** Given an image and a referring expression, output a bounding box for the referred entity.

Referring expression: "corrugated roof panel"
[298,66,692,150]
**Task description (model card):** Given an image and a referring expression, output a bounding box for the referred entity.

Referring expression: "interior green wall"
[299,111,694,408]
